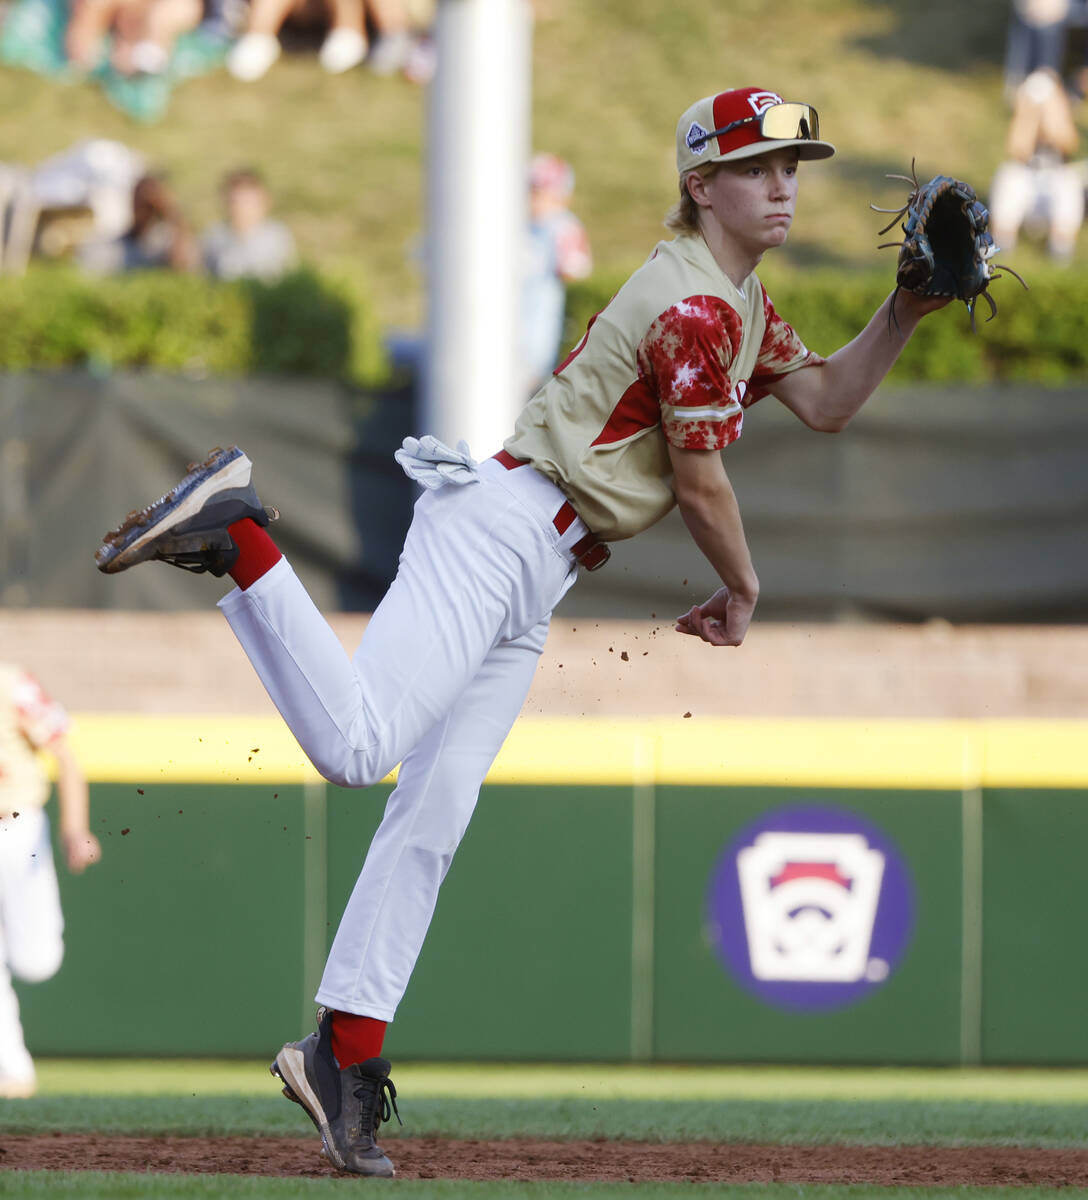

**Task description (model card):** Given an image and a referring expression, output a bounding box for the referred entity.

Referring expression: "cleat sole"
[273,1044,344,1169]
[95,446,251,574]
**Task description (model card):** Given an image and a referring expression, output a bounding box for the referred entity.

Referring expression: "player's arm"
[668,443,759,647]
[49,735,101,874]
[771,290,948,432]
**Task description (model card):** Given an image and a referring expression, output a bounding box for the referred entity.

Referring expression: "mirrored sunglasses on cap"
[692,102,820,149]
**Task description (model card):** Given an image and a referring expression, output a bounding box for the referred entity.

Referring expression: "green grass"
[0,0,1073,337]
[10,1060,1088,1146]
[6,1062,1088,1196]
[30,1059,1088,1103]
[6,1090,1088,1149]
[7,1179,1088,1200]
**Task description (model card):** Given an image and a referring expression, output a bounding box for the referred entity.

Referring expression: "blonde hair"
[664,163,722,234]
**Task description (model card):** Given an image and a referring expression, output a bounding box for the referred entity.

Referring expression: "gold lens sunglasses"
[692,102,819,148]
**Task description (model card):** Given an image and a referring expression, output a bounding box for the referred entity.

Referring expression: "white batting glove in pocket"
[394,435,479,490]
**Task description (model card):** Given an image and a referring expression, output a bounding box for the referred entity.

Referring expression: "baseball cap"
[676,87,835,175]
[529,152,575,197]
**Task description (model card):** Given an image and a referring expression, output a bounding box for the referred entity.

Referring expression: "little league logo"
[747,90,784,116]
[706,805,915,1011]
[686,122,710,157]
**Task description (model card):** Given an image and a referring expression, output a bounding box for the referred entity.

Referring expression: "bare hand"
[892,289,952,322]
[674,585,756,647]
[63,830,102,874]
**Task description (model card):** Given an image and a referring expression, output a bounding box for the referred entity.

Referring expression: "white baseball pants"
[220,456,585,1021]
[0,808,64,1085]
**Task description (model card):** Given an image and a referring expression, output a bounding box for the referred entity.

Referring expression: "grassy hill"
[0,0,1074,335]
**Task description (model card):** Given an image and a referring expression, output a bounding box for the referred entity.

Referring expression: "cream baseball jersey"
[505,232,822,541]
[0,664,68,816]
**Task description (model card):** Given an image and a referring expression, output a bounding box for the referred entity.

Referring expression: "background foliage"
[0,264,388,382]
[0,0,1082,381]
[0,258,1079,384]
[568,262,1081,384]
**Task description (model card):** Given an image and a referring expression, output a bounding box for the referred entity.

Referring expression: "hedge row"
[566,263,1087,385]
[0,263,389,385]
[0,260,1082,385]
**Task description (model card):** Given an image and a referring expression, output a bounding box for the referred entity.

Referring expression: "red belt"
[493,450,610,570]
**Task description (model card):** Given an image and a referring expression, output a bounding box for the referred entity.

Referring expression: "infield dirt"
[4,1135,1088,1186]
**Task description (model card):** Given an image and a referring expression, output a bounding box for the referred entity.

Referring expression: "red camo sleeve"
[13,670,69,749]
[637,296,748,451]
[748,284,825,402]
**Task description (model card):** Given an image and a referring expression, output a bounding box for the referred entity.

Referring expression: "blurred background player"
[0,662,100,1097]
[520,151,592,396]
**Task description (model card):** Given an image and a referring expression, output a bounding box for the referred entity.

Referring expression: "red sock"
[227,518,282,590]
[330,1011,387,1067]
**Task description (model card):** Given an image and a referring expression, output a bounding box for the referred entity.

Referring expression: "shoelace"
[355,1075,402,1132]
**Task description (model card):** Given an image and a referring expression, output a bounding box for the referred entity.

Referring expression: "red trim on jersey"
[12,671,67,748]
[747,282,823,401]
[554,310,601,375]
[747,353,823,402]
[589,377,660,447]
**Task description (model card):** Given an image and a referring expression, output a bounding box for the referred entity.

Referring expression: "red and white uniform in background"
[219,230,817,1026]
[0,665,68,1090]
[551,211,592,282]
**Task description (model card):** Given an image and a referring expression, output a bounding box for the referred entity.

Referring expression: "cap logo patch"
[686,122,710,156]
[747,90,783,116]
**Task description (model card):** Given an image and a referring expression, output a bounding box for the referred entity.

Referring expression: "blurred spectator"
[0,663,100,1098]
[1,0,232,119]
[1068,0,1088,97]
[1005,0,1072,96]
[78,172,199,273]
[65,0,214,75]
[201,166,297,281]
[0,139,146,274]
[226,0,417,81]
[520,152,592,396]
[28,139,145,245]
[990,67,1086,262]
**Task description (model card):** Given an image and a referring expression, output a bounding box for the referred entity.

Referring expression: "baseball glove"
[871,164,1027,327]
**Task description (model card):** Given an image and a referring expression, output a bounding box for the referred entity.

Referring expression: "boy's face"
[696,148,800,254]
[227,181,268,233]
[132,178,172,230]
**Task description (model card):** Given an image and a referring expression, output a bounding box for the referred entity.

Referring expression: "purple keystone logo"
[706,804,915,1011]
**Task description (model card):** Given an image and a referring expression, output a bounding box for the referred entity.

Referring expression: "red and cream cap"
[676,87,835,174]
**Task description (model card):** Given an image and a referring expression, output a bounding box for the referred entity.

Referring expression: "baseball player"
[0,663,100,1097]
[94,87,948,1173]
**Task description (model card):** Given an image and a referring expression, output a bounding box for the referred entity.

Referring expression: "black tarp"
[0,371,414,613]
[2,371,1086,622]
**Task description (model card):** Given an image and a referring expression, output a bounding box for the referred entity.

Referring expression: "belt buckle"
[577,541,611,571]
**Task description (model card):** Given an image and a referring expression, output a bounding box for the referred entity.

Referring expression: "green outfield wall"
[18,716,1088,1064]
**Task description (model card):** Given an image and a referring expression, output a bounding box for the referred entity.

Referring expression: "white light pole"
[421,0,532,458]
